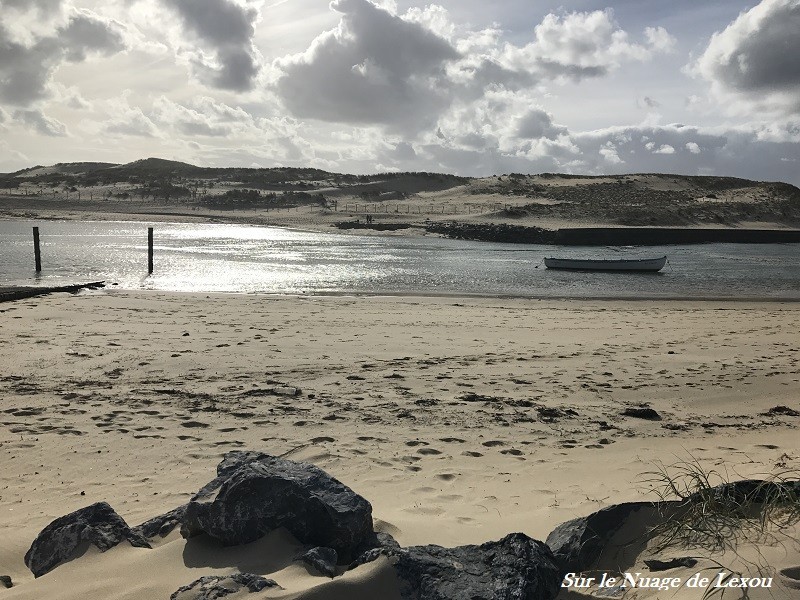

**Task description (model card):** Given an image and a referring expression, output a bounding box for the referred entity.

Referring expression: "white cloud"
[92,94,162,137]
[275,0,459,132]
[686,142,701,154]
[273,2,674,132]
[599,142,623,164]
[691,0,800,116]
[653,144,675,154]
[0,6,125,106]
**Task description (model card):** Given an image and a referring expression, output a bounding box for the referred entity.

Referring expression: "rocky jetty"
[425,222,800,245]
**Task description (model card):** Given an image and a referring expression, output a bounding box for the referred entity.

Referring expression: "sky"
[1,0,799,184]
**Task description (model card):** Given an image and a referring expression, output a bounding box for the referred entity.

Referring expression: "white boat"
[544,256,667,272]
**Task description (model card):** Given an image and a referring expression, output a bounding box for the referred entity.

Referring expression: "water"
[1,220,799,299]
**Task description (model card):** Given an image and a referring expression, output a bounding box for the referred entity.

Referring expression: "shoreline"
[3,284,800,304]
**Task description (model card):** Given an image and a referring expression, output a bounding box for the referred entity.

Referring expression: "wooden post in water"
[147,227,154,274]
[33,227,42,272]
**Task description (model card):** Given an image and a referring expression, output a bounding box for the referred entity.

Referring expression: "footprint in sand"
[462,451,483,457]
[482,440,505,447]
[406,440,428,447]
[435,473,457,481]
[500,449,524,456]
[417,448,442,456]
[440,437,465,443]
[311,436,335,443]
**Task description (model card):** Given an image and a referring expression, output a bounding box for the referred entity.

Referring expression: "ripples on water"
[1,220,799,299]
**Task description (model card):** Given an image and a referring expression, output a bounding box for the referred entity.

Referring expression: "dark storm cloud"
[695,0,800,113]
[162,0,260,91]
[0,11,125,106]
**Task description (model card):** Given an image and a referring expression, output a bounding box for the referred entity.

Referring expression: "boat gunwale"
[543,256,667,272]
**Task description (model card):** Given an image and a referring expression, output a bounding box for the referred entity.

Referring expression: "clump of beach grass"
[641,455,800,554]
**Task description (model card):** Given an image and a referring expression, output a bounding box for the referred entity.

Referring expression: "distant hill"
[2,159,798,227]
[11,162,119,177]
[464,172,800,226]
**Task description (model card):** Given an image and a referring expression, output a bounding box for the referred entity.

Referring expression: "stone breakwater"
[424,223,800,245]
[335,220,800,246]
[16,450,800,600]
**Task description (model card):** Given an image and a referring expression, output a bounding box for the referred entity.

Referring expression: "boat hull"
[544,256,667,272]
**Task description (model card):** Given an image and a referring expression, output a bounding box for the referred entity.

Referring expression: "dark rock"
[181,451,373,561]
[299,546,338,578]
[350,532,560,600]
[0,575,12,589]
[621,407,662,421]
[545,502,669,574]
[25,502,150,577]
[645,557,698,571]
[170,573,278,600]
[699,479,800,505]
[132,505,187,540]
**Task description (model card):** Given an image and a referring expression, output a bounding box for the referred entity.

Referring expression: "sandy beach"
[1,290,799,598]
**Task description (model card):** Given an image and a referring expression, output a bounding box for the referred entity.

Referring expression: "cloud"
[274,2,673,133]
[276,0,459,131]
[599,141,623,164]
[94,94,161,137]
[692,0,800,116]
[0,8,125,106]
[515,108,568,140]
[152,96,238,136]
[499,11,674,81]
[161,0,261,91]
[0,0,61,12]
[13,108,68,136]
[643,96,660,108]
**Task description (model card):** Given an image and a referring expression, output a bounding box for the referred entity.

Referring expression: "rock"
[0,575,12,588]
[545,502,669,574]
[132,505,187,540]
[644,557,698,571]
[350,532,560,600]
[621,407,661,421]
[700,479,800,505]
[170,573,278,600]
[25,502,150,577]
[181,451,373,561]
[299,546,338,577]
